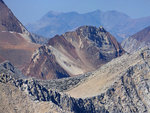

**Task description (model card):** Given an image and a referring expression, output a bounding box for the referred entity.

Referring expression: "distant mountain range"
[26,10,150,42]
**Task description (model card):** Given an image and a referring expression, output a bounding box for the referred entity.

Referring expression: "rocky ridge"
[1,48,150,113]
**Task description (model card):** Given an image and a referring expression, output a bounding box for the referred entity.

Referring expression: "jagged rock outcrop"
[121,26,150,53]
[66,48,150,112]
[23,26,124,79]
[1,48,150,113]
[0,61,109,113]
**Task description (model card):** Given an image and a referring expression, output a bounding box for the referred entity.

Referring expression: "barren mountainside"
[0,0,35,42]
[0,0,23,33]
[0,0,40,69]
[122,26,150,53]
[23,26,124,79]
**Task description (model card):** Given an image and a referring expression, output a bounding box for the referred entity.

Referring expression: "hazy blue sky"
[4,0,150,25]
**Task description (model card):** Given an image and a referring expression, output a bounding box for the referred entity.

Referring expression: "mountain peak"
[24,25,124,79]
[75,25,108,40]
[99,26,106,32]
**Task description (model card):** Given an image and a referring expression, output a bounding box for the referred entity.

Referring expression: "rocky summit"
[0,48,150,113]
[23,26,124,79]
[121,26,150,53]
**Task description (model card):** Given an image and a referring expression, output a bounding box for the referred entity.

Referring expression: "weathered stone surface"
[1,48,150,113]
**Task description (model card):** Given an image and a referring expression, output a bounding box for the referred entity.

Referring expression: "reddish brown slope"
[0,0,23,33]
[0,0,39,69]
[23,46,70,79]
[48,35,79,59]
[0,0,35,42]
[0,31,40,69]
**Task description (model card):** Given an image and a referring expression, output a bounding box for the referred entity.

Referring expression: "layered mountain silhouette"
[122,26,150,53]
[23,26,124,79]
[27,10,150,42]
[0,0,39,69]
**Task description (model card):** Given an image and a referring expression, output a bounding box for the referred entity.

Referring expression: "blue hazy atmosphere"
[3,0,150,25]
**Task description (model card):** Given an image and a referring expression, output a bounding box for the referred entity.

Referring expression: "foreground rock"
[1,48,150,113]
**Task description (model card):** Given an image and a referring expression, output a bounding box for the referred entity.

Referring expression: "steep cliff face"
[0,0,39,69]
[24,26,124,79]
[0,48,150,113]
[121,26,150,53]
[0,0,22,33]
[0,0,35,42]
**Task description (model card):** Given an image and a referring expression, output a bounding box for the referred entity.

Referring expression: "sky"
[3,0,150,25]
